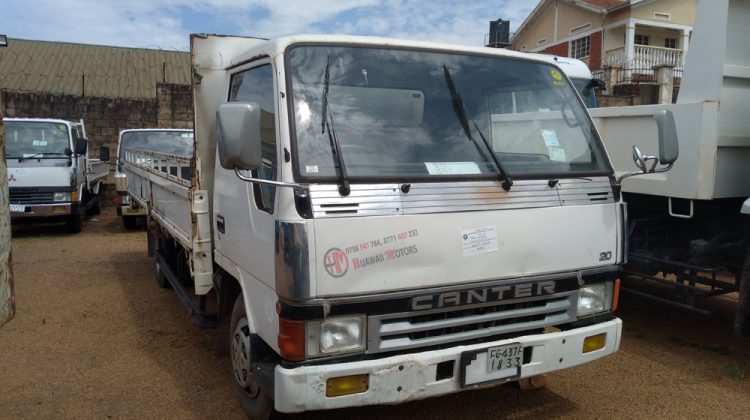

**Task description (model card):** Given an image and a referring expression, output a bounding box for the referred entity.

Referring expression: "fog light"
[326,374,368,397]
[582,333,607,353]
[52,206,67,213]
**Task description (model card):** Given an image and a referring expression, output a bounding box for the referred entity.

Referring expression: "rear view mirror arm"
[234,168,309,197]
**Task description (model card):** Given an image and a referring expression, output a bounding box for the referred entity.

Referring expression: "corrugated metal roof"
[0,38,191,99]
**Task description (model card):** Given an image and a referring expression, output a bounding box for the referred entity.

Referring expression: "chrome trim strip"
[275,221,311,299]
[278,265,619,306]
[310,177,614,218]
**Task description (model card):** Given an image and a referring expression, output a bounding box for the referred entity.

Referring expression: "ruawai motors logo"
[324,248,349,277]
[8,174,16,182]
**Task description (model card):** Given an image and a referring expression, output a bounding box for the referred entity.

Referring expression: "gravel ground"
[1,207,749,419]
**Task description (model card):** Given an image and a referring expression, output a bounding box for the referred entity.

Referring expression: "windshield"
[571,78,598,108]
[118,130,194,172]
[288,45,611,181]
[4,121,71,158]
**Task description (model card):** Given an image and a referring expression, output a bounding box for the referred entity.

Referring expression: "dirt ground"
[1,207,749,419]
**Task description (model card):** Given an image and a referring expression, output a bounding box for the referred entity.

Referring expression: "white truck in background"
[126,33,679,417]
[4,118,109,232]
[589,0,750,334]
[533,54,603,108]
[115,129,194,229]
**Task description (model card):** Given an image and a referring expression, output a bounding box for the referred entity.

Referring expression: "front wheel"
[66,212,84,233]
[230,295,273,419]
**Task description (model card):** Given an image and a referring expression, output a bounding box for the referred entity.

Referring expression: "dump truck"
[589,0,750,334]
[4,118,109,232]
[125,33,679,417]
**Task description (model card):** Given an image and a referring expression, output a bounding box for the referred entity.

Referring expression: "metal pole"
[0,88,16,328]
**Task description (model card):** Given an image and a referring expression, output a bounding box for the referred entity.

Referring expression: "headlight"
[577,283,613,317]
[53,192,71,202]
[306,315,366,357]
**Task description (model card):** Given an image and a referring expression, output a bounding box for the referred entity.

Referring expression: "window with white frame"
[570,36,590,59]
[664,38,676,49]
[634,34,649,45]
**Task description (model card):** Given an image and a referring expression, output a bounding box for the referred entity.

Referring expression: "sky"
[0,0,535,51]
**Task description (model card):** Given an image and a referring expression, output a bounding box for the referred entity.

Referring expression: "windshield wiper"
[321,55,351,196]
[442,65,513,191]
[16,152,70,162]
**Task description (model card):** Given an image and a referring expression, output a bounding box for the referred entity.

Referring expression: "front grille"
[367,291,578,354]
[9,190,55,205]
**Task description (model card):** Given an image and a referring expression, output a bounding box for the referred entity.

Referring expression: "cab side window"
[229,64,277,213]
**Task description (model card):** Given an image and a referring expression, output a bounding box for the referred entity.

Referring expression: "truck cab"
[127,34,676,416]
[5,118,109,232]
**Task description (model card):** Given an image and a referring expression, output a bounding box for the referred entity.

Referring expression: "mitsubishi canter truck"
[5,118,109,232]
[125,33,678,417]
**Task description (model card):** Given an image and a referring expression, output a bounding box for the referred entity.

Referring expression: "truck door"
[214,61,279,288]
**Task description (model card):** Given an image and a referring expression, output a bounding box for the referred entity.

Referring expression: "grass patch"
[170,340,186,349]
[724,361,748,381]
[668,336,733,356]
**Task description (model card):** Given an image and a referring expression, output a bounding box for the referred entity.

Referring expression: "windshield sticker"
[305,165,319,173]
[541,129,559,147]
[56,124,67,132]
[425,162,481,175]
[550,69,565,87]
[32,140,48,146]
[461,225,498,257]
[548,147,566,162]
[324,229,420,277]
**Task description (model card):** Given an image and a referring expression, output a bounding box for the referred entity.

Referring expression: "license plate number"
[487,343,523,373]
[10,204,26,213]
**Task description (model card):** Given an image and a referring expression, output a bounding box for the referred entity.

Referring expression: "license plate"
[10,204,26,213]
[461,342,523,387]
[487,343,523,372]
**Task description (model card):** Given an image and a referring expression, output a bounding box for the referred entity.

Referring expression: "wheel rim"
[231,317,261,398]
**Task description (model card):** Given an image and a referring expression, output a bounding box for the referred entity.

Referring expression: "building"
[510,0,697,84]
[0,38,194,156]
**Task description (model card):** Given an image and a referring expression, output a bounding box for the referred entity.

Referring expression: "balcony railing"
[605,45,684,68]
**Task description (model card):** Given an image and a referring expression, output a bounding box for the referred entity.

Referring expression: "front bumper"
[116,204,146,217]
[274,317,622,413]
[10,203,73,218]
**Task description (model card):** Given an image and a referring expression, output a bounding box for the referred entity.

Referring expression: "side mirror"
[619,110,679,184]
[64,147,73,157]
[652,109,678,164]
[74,138,88,155]
[632,146,647,172]
[584,78,607,95]
[216,102,263,170]
[99,146,110,162]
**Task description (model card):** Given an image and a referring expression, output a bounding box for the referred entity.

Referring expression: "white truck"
[126,33,678,417]
[533,54,602,108]
[590,0,750,334]
[115,128,194,229]
[4,118,109,232]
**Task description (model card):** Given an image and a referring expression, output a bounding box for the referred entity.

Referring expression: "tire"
[89,193,102,216]
[66,212,84,233]
[122,216,138,230]
[230,295,273,420]
[154,258,171,289]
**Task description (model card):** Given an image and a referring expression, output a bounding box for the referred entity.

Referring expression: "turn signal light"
[278,317,305,361]
[326,374,369,397]
[582,333,607,353]
[612,278,621,312]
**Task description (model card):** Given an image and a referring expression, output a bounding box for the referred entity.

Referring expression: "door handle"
[216,215,225,234]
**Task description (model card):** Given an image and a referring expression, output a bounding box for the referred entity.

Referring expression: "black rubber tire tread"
[230,295,273,420]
